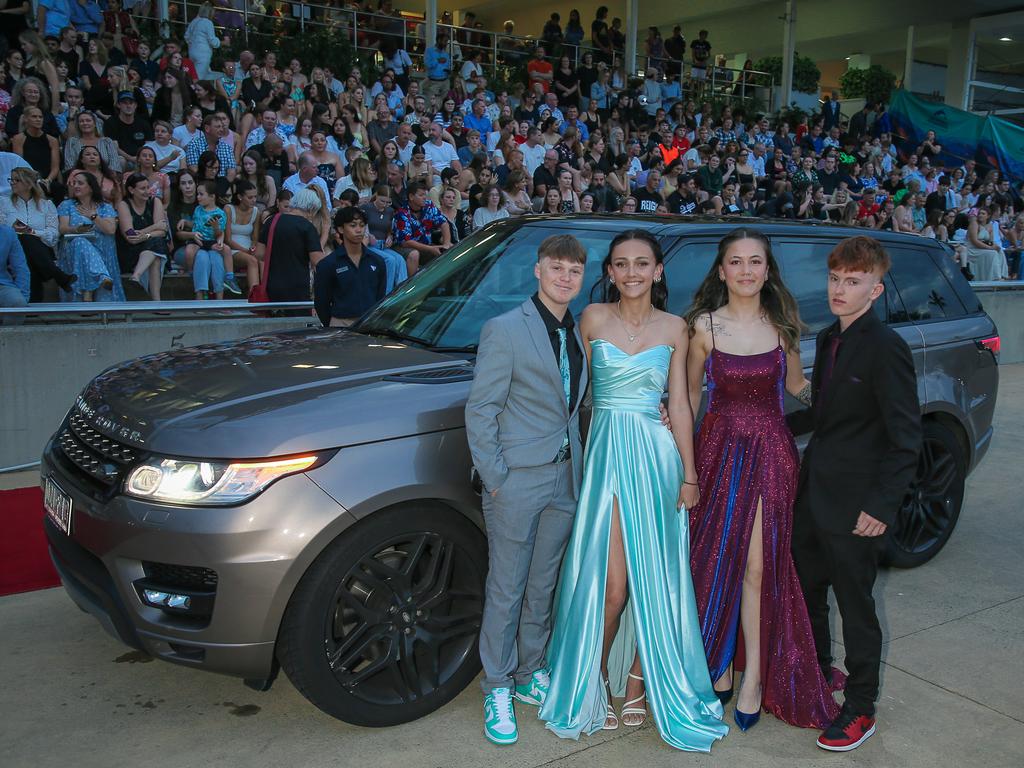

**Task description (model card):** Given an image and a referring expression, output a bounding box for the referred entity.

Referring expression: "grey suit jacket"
[465,298,589,499]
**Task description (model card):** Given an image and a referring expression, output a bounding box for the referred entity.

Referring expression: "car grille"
[57,411,140,487]
[142,561,219,590]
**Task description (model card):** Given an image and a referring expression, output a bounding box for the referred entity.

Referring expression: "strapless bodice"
[704,346,787,427]
[590,339,672,413]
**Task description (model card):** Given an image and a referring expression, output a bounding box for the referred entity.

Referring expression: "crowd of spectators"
[1,2,1022,323]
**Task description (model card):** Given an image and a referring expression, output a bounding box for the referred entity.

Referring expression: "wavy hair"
[591,229,669,310]
[684,227,804,352]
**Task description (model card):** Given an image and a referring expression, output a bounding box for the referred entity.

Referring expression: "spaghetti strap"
[708,312,716,350]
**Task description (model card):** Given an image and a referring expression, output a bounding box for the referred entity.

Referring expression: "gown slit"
[690,339,840,729]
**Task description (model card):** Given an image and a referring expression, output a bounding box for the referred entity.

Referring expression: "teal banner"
[888,90,1024,181]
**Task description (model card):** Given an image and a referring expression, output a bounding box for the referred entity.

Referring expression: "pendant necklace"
[617,301,654,344]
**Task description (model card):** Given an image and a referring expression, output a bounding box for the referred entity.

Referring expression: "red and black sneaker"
[816,705,876,752]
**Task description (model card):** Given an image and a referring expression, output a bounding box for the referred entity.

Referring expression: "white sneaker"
[483,687,518,745]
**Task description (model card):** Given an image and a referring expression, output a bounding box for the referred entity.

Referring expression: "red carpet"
[0,487,61,596]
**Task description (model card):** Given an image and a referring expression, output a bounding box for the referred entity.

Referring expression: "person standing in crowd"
[690,30,712,80]
[685,228,841,734]
[313,205,386,328]
[788,236,921,752]
[424,31,452,110]
[256,186,325,304]
[822,91,842,133]
[184,3,222,82]
[0,223,30,322]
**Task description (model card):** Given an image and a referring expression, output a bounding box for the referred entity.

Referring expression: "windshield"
[357,221,623,350]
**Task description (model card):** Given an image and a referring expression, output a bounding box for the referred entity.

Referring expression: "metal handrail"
[0,300,315,324]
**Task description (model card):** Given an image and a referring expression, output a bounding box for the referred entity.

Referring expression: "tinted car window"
[776,238,901,333]
[661,239,718,315]
[886,244,968,321]
[358,223,618,349]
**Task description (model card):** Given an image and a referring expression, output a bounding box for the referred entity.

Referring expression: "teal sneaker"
[483,687,517,745]
[514,668,550,707]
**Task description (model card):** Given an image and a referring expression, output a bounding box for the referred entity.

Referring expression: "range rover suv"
[40,216,999,726]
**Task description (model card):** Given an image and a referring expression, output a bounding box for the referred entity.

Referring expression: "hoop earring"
[654,276,662,283]
[609,278,615,285]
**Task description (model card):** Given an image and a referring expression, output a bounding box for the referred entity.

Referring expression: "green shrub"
[754,53,821,94]
[839,65,897,105]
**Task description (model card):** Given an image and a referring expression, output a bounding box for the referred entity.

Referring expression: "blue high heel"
[734,707,761,732]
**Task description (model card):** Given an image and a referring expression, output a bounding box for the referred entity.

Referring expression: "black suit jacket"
[788,310,922,534]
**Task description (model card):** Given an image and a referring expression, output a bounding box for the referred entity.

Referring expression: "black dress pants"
[19,234,62,302]
[792,499,886,717]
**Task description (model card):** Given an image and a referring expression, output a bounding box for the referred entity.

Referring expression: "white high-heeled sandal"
[622,672,648,727]
[602,677,619,730]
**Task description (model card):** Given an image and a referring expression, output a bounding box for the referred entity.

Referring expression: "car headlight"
[124,454,323,505]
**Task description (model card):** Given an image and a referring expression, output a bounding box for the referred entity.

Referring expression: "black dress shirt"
[532,294,582,412]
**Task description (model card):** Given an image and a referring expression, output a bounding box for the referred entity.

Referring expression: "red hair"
[828,236,891,276]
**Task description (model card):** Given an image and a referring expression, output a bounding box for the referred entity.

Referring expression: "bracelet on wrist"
[683,481,698,487]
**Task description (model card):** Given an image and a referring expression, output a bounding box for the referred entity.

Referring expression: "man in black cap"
[105,91,153,169]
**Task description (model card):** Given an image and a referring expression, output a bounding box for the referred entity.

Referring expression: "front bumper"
[41,438,354,680]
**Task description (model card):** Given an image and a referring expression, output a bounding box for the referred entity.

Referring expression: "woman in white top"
[224,180,262,291]
[1,167,74,299]
[172,106,204,148]
[471,185,510,231]
[184,3,221,81]
[964,206,1008,281]
[146,121,186,174]
[332,157,376,205]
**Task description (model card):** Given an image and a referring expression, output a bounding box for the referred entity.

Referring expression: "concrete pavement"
[3,366,1023,768]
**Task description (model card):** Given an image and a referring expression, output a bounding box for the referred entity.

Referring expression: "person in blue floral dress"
[57,172,126,302]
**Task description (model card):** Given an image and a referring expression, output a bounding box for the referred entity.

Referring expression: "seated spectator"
[223,180,262,294]
[502,170,533,216]
[0,223,30,322]
[6,76,61,138]
[151,67,194,126]
[283,151,332,202]
[358,185,407,291]
[172,105,204,148]
[145,120,186,174]
[117,172,167,299]
[392,180,451,276]
[189,179,228,299]
[105,90,153,169]
[471,185,510,231]
[12,106,61,190]
[0,168,74,301]
[239,150,278,210]
[256,186,325,304]
[128,145,170,201]
[334,157,377,206]
[633,168,664,213]
[314,206,387,327]
[185,112,235,179]
[69,144,122,205]
[56,170,123,302]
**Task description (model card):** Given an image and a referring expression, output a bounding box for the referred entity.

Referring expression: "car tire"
[884,421,965,568]
[277,504,487,726]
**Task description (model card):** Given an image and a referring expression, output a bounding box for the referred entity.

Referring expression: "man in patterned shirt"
[185,113,236,180]
[391,180,451,277]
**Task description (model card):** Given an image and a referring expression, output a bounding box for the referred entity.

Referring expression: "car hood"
[75,328,473,458]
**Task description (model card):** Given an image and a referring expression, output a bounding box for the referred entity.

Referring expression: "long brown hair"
[684,227,804,352]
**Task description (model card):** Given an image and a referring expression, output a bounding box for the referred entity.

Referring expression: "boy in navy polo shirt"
[313,207,387,327]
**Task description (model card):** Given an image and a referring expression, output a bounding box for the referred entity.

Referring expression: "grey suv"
[40,216,999,726]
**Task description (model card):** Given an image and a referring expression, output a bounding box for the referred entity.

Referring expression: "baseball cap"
[117,90,136,102]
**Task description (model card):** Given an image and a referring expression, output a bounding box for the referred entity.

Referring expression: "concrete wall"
[0,318,312,469]
[975,285,1024,367]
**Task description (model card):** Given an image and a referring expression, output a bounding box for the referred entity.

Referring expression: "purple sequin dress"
[688,339,839,728]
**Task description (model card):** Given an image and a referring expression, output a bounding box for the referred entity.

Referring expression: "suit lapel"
[570,324,588,419]
[521,300,569,415]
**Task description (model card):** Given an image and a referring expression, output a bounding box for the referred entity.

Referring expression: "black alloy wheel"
[885,421,965,568]
[278,505,487,726]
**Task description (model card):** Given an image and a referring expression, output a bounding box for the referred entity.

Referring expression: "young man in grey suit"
[465,234,589,745]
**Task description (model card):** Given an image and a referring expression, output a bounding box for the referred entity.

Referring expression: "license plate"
[44,476,73,535]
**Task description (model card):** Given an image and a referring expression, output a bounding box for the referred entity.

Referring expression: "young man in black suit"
[788,236,921,752]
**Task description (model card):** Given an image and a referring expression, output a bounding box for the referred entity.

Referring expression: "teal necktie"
[556,327,571,407]
[557,327,571,454]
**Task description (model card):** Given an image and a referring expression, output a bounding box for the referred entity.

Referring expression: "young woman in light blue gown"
[539,230,728,752]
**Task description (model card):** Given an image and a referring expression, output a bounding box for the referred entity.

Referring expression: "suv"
[40,216,999,727]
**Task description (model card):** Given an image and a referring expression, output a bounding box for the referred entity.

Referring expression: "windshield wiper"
[359,327,433,347]
[430,345,478,353]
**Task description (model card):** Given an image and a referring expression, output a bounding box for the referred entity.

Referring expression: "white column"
[780,0,797,108]
[157,0,170,38]
[946,20,975,110]
[904,25,915,92]
[425,0,437,50]
[625,0,639,75]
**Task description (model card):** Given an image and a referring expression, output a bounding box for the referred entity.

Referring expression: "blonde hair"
[9,167,47,205]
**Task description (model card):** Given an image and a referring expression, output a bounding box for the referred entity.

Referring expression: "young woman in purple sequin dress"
[684,228,840,730]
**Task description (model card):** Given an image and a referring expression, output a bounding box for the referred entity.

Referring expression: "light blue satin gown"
[539,340,728,752]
